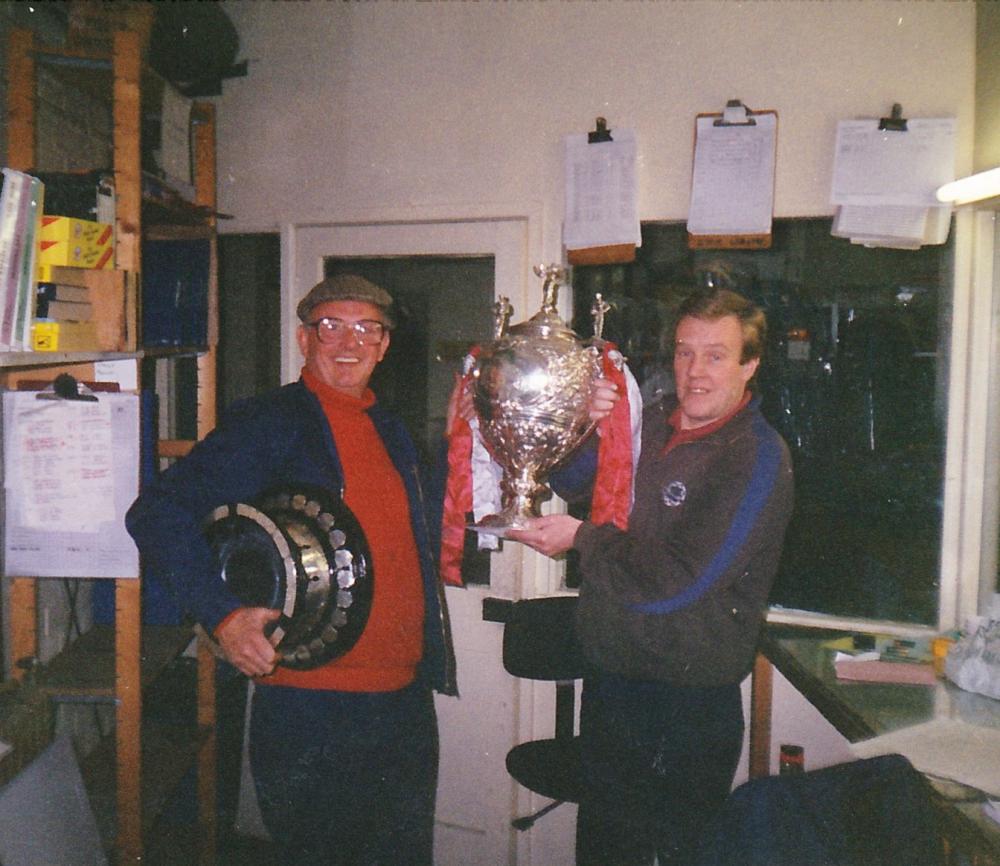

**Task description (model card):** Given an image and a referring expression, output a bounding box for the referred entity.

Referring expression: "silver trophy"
[470,263,610,535]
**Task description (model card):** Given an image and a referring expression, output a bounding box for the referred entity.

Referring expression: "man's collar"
[664,391,752,454]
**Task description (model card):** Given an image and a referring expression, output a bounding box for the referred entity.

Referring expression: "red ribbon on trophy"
[590,344,634,531]
[440,351,479,587]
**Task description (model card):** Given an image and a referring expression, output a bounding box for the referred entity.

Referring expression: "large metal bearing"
[204,484,374,670]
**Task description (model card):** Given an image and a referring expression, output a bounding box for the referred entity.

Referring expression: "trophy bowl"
[470,264,607,535]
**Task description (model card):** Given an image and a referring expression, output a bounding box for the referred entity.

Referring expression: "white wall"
[217,1,975,248]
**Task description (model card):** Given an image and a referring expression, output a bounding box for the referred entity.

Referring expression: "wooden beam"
[192,102,217,215]
[6,30,35,171]
[749,651,773,779]
[155,439,196,459]
[115,578,142,863]
[196,348,217,438]
[7,578,36,681]
[112,29,141,275]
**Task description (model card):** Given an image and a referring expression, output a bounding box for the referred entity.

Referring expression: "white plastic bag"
[944,595,1000,700]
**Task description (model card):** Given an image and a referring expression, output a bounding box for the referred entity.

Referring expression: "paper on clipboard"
[563,129,641,250]
[1,391,140,578]
[831,118,956,208]
[687,110,777,237]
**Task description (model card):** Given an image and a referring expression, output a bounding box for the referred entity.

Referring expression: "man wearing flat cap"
[127,274,456,865]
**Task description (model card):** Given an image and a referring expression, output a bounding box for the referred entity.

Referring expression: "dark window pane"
[568,219,950,626]
[323,255,495,584]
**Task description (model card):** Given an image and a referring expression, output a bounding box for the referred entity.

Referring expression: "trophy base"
[467,523,513,538]
[467,511,533,538]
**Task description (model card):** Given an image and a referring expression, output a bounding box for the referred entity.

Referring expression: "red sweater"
[266,370,425,691]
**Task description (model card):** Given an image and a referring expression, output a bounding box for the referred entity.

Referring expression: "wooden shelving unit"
[3,26,218,865]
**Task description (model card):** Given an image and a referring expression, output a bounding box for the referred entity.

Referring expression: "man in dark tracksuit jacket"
[127,275,456,866]
[510,287,794,865]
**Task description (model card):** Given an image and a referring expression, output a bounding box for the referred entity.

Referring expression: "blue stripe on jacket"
[631,413,783,615]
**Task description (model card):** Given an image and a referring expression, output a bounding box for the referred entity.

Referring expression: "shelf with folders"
[3,25,219,865]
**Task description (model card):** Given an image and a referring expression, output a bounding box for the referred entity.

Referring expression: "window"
[569,218,955,627]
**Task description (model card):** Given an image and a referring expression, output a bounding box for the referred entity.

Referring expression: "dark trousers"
[249,681,439,866]
[575,673,744,866]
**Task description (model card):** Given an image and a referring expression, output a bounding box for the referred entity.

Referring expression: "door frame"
[279,206,577,864]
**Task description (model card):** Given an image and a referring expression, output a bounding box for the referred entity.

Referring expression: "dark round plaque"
[204,484,374,670]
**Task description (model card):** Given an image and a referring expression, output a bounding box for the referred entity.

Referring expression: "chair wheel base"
[511,799,565,831]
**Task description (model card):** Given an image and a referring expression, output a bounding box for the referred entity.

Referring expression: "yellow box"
[31,320,99,352]
[38,216,114,270]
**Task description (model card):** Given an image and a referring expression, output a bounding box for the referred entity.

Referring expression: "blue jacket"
[125,379,457,695]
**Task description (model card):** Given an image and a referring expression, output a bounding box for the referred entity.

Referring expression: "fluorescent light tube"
[936,167,1000,205]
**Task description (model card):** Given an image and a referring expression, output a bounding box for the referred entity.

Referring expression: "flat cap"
[296,274,395,327]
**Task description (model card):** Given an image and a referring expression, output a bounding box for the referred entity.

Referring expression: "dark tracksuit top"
[558,394,794,687]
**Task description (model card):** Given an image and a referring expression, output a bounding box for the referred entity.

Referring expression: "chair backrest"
[502,595,587,682]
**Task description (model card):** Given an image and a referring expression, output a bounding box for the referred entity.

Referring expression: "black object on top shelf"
[28,170,113,223]
[148,5,248,97]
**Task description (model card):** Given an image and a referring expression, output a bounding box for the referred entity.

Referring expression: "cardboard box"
[38,216,113,270]
[32,266,136,352]
[31,320,99,352]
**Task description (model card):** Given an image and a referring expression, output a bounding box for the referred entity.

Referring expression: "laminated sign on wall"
[1,388,140,579]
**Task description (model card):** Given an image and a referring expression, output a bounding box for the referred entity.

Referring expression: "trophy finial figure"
[591,293,611,341]
[493,296,513,339]
[533,263,567,315]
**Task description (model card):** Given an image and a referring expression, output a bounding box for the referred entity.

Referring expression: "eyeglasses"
[306,317,387,345]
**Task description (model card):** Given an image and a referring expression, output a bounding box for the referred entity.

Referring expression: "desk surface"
[762,627,1000,742]
[759,626,1000,864]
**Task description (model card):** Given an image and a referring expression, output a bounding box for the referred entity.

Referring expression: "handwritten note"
[2,391,140,578]
[12,399,114,530]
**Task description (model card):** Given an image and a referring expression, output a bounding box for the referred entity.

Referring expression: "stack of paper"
[830,118,956,249]
[0,169,45,351]
[850,719,1000,798]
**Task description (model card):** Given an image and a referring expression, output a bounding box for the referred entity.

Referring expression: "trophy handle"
[591,292,611,341]
[493,296,513,339]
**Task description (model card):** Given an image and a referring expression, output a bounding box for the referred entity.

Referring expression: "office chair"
[501,595,587,830]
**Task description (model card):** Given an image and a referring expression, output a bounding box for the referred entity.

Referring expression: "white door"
[282,214,577,866]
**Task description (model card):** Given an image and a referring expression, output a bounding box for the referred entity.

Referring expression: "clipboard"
[564,117,641,265]
[686,100,778,250]
[1,382,140,579]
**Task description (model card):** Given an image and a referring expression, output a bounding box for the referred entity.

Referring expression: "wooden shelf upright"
[3,26,218,865]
